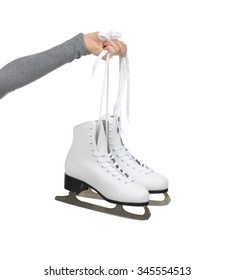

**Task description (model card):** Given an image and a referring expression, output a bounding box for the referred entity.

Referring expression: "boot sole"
[149,188,168,194]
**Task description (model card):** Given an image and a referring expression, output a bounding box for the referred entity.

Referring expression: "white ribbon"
[93,31,130,144]
[98,31,122,41]
[93,50,110,144]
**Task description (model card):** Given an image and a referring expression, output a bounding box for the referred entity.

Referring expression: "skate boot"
[55,121,150,220]
[78,115,171,206]
[106,115,171,206]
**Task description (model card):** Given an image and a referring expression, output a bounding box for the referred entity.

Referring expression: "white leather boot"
[55,121,150,220]
[105,115,171,206]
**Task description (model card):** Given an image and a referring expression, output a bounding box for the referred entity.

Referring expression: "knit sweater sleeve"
[0,33,90,99]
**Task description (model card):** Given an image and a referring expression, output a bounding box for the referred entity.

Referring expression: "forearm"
[0,33,89,99]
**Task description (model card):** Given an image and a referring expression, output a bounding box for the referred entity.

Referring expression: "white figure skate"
[109,116,171,206]
[80,116,171,206]
[55,121,151,220]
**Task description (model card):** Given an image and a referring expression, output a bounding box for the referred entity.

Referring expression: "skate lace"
[93,152,133,183]
[92,31,130,142]
[113,54,130,123]
[113,146,153,174]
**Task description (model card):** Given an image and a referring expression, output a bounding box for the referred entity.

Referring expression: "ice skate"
[82,115,170,206]
[108,115,171,206]
[55,121,151,220]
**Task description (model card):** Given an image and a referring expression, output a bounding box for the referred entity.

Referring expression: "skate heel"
[64,174,89,194]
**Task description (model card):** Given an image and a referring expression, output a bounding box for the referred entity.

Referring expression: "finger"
[103,40,121,55]
[103,45,119,58]
[101,47,116,60]
[104,40,127,57]
[113,40,127,57]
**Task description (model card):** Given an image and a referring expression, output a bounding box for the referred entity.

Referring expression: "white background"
[0,0,234,279]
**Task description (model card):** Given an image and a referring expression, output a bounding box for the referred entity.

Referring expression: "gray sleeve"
[0,33,90,99]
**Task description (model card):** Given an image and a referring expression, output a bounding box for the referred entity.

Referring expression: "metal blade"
[149,192,171,206]
[55,191,151,221]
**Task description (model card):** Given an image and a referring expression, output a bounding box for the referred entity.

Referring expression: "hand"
[83,32,127,59]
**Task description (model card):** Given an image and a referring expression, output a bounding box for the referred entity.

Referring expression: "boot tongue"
[100,114,122,147]
[109,116,122,147]
[97,121,108,154]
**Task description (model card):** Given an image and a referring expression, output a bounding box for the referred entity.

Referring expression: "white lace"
[92,31,130,139]
[93,152,133,183]
[113,55,130,122]
[98,31,122,41]
[92,50,110,132]
[113,146,152,175]
[92,32,151,176]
